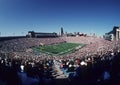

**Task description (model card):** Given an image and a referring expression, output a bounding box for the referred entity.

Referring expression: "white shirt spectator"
[20,65,24,72]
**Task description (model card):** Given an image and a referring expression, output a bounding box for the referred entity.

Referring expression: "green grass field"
[34,43,85,55]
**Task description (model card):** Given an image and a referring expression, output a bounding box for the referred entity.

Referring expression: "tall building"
[104,26,120,41]
[61,27,64,36]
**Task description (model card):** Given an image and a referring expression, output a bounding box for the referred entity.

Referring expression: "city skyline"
[0,0,120,37]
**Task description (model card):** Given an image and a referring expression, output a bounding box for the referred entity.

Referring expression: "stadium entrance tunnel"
[51,52,59,54]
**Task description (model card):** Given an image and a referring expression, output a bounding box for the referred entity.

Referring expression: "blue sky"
[0,0,120,36]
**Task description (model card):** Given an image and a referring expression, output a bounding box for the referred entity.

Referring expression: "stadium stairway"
[50,61,70,85]
[52,62,67,79]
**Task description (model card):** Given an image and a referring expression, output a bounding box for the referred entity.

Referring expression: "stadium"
[0,27,120,85]
[1,0,120,84]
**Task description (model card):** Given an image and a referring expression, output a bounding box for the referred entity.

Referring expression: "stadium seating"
[0,36,120,85]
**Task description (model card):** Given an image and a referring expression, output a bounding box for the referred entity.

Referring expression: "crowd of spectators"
[0,52,54,85]
[0,38,65,52]
[0,36,120,85]
[55,50,120,85]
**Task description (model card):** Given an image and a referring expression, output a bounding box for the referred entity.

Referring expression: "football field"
[34,43,85,55]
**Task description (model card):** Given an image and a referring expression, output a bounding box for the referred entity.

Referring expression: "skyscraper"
[61,27,64,36]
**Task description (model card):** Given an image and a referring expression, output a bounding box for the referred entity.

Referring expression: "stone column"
[116,31,119,40]
[117,31,120,40]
